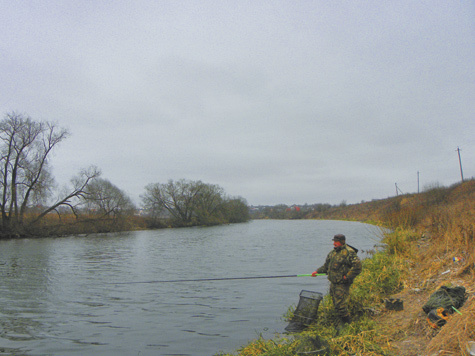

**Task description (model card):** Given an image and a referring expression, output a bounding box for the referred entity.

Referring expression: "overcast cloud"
[1,1,474,206]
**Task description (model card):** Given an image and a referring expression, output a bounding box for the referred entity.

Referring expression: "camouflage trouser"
[330,283,350,319]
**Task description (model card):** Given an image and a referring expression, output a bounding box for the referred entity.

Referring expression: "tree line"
[250,203,334,219]
[0,113,249,238]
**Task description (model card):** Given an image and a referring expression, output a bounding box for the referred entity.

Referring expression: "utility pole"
[417,171,420,193]
[457,147,464,182]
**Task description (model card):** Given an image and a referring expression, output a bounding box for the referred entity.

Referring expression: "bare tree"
[142,179,204,225]
[32,166,101,223]
[142,179,249,226]
[84,178,136,219]
[0,113,100,237]
[193,182,224,224]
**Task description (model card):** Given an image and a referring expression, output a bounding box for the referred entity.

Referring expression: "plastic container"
[467,341,475,356]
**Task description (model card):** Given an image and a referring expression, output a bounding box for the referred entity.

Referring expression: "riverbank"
[218,180,475,355]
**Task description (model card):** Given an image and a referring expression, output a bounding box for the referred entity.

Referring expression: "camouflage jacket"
[316,244,362,285]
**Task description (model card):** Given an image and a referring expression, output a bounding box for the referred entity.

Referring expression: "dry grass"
[375,247,475,356]
[375,181,474,355]
[19,211,148,237]
[311,180,475,356]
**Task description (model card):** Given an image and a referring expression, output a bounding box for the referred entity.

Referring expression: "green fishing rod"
[109,273,325,285]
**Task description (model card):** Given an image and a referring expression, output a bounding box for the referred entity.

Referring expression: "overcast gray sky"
[1,1,474,206]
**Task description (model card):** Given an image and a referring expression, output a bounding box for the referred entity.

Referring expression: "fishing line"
[108,273,324,285]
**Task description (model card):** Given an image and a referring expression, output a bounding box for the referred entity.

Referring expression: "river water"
[0,219,382,356]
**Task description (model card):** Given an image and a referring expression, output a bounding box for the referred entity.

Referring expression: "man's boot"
[340,315,351,325]
[335,315,351,335]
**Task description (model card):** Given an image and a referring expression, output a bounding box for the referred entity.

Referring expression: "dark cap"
[332,234,346,243]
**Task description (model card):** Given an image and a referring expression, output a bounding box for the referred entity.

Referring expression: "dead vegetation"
[369,180,475,356]
[308,179,475,355]
[375,253,474,356]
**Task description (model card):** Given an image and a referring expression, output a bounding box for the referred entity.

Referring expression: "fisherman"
[312,234,362,326]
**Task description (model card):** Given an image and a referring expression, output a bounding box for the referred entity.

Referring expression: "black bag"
[422,285,467,314]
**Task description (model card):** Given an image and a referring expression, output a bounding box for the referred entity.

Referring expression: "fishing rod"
[109,273,325,285]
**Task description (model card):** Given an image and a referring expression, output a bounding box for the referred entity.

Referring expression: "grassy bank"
[217,180,474,356]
